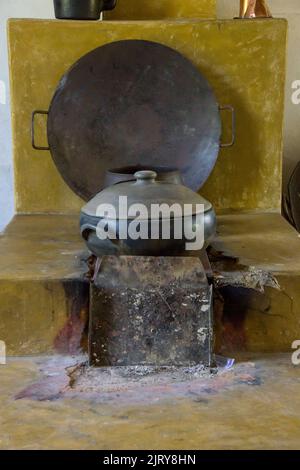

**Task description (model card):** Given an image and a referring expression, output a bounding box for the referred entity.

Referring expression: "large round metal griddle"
[47,40,221,200]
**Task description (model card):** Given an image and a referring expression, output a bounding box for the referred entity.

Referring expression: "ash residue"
[111,364,215,378]
[66,362,217,395]
[15,356,241,405]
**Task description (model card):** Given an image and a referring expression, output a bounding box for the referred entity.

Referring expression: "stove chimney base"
[89,256,213,367]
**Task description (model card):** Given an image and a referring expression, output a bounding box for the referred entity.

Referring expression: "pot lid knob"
[134,170,157,183]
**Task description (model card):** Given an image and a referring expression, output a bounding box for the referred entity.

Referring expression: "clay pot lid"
[81,170,212,220]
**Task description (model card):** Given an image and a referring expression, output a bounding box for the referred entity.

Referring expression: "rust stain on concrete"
[54,282,89,355]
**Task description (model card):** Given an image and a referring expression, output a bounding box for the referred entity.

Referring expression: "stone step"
[0,215,89,355]
[212,212,300,354]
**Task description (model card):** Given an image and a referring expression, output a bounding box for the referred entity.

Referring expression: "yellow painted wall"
[104,0,216,20]
[8,18,287,213]
[218,0,300,190]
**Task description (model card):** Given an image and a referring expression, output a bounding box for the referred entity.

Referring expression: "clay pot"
[54,0,117,20]
[80,170,216,257]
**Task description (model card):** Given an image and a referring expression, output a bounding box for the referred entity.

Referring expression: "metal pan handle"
[219,105,235,148]
[31,110,49,151]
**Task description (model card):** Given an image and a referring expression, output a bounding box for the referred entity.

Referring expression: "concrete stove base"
[0,212,299,355]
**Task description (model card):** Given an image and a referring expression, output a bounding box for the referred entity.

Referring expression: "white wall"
[0,1,299,231]
[0,0,54,231]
